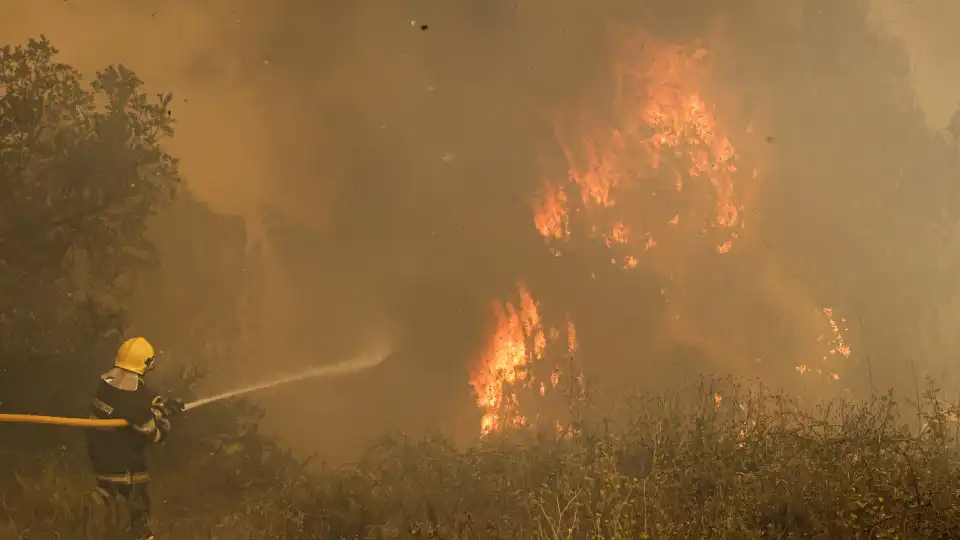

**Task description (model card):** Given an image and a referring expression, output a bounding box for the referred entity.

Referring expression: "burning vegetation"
[537,36,746,257]
[472,33,853,434]
[469,283,580,436]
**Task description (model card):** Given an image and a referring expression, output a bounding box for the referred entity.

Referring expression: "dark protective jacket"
[85,378,169,484]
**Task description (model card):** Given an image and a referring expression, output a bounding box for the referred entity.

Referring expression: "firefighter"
[85,337,185,540]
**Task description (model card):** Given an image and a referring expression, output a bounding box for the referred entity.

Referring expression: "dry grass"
[3,377,960,539]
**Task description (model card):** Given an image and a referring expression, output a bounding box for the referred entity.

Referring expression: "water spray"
[0,348,390,428]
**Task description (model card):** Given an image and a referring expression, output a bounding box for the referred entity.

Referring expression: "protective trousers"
[95,479,153,540]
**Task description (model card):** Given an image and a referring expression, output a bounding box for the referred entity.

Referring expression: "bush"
[4,377,960,539]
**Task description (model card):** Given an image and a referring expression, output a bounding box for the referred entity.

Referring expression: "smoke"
[871,0,960,126]
[3,0,959,460]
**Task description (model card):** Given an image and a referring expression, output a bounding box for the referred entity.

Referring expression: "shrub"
[4,378,960,539]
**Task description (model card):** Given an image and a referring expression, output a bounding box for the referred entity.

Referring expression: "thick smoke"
[4,0,959,460]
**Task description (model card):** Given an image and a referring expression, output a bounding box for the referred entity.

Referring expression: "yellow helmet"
[114,337,156,375]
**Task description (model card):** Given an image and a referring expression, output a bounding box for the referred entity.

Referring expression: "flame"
[470,283,580,435]
[642,46,740,231]
[533,34,751,262]
[794,307,851,381]
[470,283,538,435]
[534,183,571,241]
[821,308,852,359]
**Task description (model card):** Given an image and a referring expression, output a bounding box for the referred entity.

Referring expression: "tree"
[0,36,180,414]
[949,106,960,153]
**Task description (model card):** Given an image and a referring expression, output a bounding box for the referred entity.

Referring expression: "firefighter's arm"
[125,392,177,443]
[128,403,169,444]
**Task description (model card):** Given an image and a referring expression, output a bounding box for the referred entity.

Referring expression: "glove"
[155,397,186,417]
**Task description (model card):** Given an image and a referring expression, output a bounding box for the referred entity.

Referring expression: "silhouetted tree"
[728,0,960,392]
[0,37,180,414]
[949,106,960,151]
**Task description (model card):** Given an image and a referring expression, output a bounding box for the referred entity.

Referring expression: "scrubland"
[4,377,960,540]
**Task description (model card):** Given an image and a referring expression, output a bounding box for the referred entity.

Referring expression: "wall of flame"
[470,31,852,435]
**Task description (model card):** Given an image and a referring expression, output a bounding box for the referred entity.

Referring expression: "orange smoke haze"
[4,0,958,454]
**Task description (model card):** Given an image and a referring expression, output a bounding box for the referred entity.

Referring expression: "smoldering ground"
[4,0,960,461]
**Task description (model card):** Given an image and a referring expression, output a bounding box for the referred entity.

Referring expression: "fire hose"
[0,400,205,428]
[0,350,389,428]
